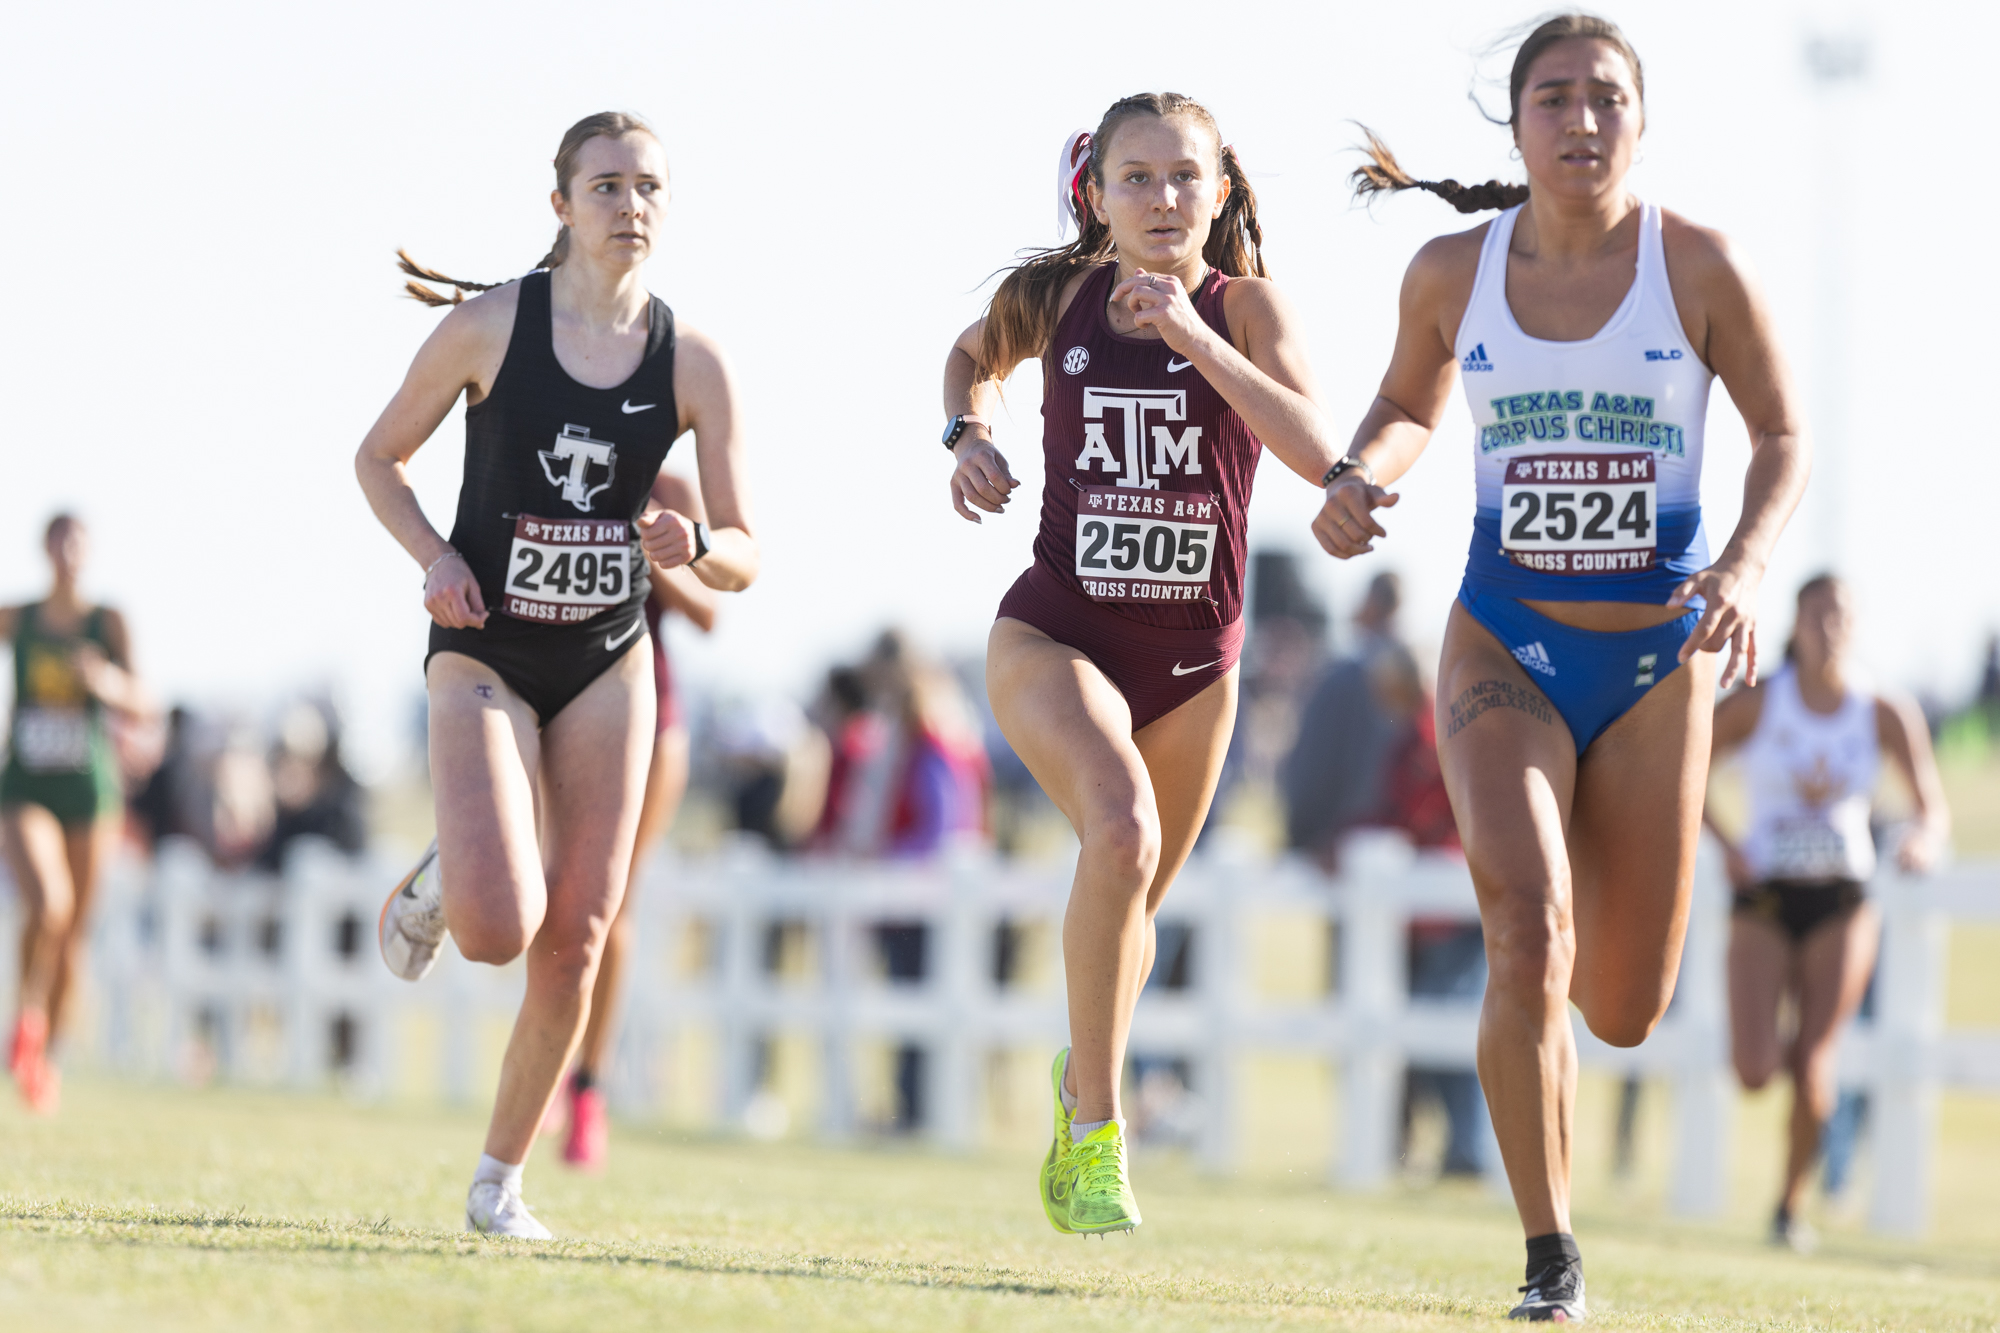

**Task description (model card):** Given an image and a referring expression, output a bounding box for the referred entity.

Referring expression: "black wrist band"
[1322,456,1377,489]
[689,520,711,566]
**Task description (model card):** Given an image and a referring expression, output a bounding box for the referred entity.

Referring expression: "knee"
[1479,896,1571,1005]
[1733,1047,1779,1091]
[1574,959,1671,1048]
[1083,805,1161,886]
[454,919,532,966]
[1582,1001,1665,1050]
[1791,1046,1840,1115]
[28,898,74,937]
[603,907,636,956]
[531,913,613,994]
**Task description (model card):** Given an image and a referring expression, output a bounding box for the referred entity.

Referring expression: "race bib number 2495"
[502,516,636,624]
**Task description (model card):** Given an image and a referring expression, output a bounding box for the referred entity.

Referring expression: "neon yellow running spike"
[1039,1047,1077,1234]
[1062,1121,1141,1235]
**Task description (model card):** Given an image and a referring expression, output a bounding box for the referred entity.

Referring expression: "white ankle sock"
[474,1153,523,1191]
[1072,1117,1123,1139]
[1060,1051,1078,1115]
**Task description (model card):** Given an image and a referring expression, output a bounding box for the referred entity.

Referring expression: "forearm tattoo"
[1446,679,1554,738]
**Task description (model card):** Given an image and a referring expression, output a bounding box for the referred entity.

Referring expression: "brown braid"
[1348,126,1530,213]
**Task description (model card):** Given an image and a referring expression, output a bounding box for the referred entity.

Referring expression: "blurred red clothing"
[1376,698,1459,851]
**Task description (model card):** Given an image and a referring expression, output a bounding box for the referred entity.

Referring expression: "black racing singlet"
[449,269,680,628]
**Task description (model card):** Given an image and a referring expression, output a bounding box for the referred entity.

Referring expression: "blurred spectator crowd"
[124,697,366,871]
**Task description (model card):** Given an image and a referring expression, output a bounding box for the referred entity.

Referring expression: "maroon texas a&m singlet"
[1030,264,1262,630]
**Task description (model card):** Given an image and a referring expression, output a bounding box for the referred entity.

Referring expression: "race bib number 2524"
[502,516,637,624]
[1500,452,1656,575]
[1074,487,1217,604]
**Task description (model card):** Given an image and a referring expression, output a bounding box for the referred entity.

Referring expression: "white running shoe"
[378,840,446,981]
[465,1178,552,1240]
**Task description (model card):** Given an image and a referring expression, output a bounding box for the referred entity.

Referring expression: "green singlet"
[1,603,124,825]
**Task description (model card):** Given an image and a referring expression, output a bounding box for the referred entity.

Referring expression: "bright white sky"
[2,0,1991,777]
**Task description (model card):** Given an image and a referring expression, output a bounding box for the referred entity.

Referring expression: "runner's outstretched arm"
[1877,692,1950,871]
[942,318,1020,524]
[354,293,513,629]
[638,327,758,592]
[1665,226,1811,685]
[1313,234,1472,558]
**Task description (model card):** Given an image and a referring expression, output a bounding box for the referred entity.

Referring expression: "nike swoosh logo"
[1166,358,1192,373]
[606,619,645,651]
[621,400,656,414]
[1171,659,1221,676]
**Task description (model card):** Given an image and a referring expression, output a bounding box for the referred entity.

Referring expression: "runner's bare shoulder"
[1405,223,1489,304]
[669,323,734,437]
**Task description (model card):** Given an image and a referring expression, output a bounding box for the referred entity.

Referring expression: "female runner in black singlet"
[355,112,755,1238]
[942,93,1342,1234]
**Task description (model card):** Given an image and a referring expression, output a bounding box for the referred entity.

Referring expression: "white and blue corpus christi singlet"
[1457,201,1713,603]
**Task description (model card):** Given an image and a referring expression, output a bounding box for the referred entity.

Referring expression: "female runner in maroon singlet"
[941,93,1342,1233]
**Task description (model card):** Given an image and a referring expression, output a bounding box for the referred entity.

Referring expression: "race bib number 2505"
[502,516,637,624]
[1074,487,1217,604]
[1501,452,1656,575]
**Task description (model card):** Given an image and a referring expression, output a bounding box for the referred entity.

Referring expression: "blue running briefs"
[1457,580,1701,754]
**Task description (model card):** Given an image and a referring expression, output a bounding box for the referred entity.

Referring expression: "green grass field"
[6,1077,2000,1330]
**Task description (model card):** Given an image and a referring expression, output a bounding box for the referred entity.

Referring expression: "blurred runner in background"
[1707,574,1949,1251]
[560,470,716,1168]
[2,513,152,1112]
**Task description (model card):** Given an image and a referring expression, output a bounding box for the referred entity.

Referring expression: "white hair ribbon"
[1055,129,1092,241]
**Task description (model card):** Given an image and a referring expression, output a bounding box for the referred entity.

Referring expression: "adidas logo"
[1462,343,1494,372]
[1512,641,1555,676]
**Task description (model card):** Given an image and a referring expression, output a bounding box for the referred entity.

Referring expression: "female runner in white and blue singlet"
[1316,15,1811,1321]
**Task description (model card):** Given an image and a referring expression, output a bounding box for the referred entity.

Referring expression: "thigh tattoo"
[1446,679,1554,738]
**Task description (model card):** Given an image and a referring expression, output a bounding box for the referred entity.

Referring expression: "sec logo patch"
[1063,346,1089,375]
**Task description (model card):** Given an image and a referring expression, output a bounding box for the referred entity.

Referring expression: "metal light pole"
[1802,30,1869,574]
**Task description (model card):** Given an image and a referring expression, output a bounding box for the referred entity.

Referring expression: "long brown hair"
[977,93,1264,381]
[399,111,659,307]
[1349,13,1645,214]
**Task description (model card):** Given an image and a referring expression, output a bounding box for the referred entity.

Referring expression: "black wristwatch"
[942,413,990,451]
[1321,455,1377,489]
[689,520,711,566]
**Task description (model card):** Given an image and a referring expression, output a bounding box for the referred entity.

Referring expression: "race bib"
[13,706,91,773]
[1765,817,1854,880]
[501,516,638,624]
[1074,487,1217,604]
[1501,452,1656,575]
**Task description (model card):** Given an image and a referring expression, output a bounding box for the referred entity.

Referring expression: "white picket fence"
[17,832,2000,1237]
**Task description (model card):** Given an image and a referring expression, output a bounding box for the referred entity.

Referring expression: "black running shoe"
[1509,1259,1586,1322]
